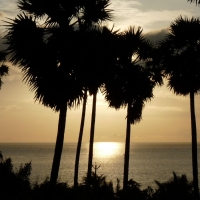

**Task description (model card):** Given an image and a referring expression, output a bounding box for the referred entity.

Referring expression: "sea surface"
[0,142,199,189]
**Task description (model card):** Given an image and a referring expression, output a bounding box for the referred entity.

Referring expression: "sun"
[94,142,122,158]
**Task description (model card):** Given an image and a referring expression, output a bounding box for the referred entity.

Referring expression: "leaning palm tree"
[159,16,200,199]
[0,51,9,89]
[102,26,162,190]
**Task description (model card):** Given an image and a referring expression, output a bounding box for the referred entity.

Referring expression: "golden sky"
[0,0,200,143]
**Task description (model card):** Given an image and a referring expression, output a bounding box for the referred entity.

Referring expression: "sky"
[0,0,200,143]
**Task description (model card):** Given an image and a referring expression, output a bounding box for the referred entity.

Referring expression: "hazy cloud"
[107,0,199,32]
[0,11,3,18]
[148,105,183,112]
[145,28,168,43]
[0,105,20,111]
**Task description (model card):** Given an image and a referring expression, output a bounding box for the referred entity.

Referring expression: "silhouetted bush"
[32,177,72,200]
[116,178,152,200]
[152,172,194,200]
[0,151,31,200]
[80,172,115,200]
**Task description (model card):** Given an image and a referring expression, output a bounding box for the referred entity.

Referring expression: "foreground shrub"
[0,151,32,200]
[116,178,152,200]
[80,171,115,200]
[32,178,72,200]
[153,172,193,200]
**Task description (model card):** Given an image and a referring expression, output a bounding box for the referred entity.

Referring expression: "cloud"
[147,105,183,112]
[0,104,20,111]
[154,89,189,102]
[0,0,19,48]
[145,28,168,42]
[106,0,199,32]
[0,0,18,17]
[0,11,4,18]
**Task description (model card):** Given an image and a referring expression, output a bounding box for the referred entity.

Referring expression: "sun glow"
[94,142,122,158]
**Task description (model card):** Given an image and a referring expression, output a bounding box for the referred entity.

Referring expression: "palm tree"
[102,27,162,190]
[74,87,87,188]
[79,26,116,189]
[72,24,118,189]
[159,16,200,199]
[4,1,84,187]
[72,1,113,187]
[0,51,9,89]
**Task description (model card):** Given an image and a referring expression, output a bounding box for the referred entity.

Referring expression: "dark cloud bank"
[145,28,168,43]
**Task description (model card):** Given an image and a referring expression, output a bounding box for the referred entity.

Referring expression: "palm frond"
[0,65,9,76]
[128,100,144,124]
[17,0,47,18]
[188,0,200,5]
[80,0,113,27]
[160,16,200,95]
[4,13,46,74]
[0,51,9,89]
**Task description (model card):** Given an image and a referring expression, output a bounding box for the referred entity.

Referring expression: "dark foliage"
[158,16,200,199]
[0,51,9,89]
[153,172,194,200]
[116,179,152,200]
[159,16,200,96]
[0,151,31,200]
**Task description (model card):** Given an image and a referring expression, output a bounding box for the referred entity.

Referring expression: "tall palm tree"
[4,0,84,187]
[159,16,200,199]
[0,51,9,89]
[80,26,115,188]
[74,87,87,188]
[72,1,113,187]
[102,27,162,190]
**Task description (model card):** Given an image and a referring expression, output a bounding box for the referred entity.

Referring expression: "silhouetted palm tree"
[102,27,161,190]
[73,1,113,188]
[80,26,116,189]
[74,87,87,188]
[159,16,200,199]
[4,1,84,187]
[0,51,9,89]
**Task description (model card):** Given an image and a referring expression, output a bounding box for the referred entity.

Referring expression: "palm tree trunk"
[123,101,131,190]
[50,101,68,187]
[87,91,97,189]
[74,88,87,187]
[190,91,199,199]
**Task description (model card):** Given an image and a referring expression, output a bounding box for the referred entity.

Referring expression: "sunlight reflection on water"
[94,142,122,158]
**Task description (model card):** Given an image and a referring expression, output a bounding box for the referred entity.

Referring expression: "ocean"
[0,142,199,189]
